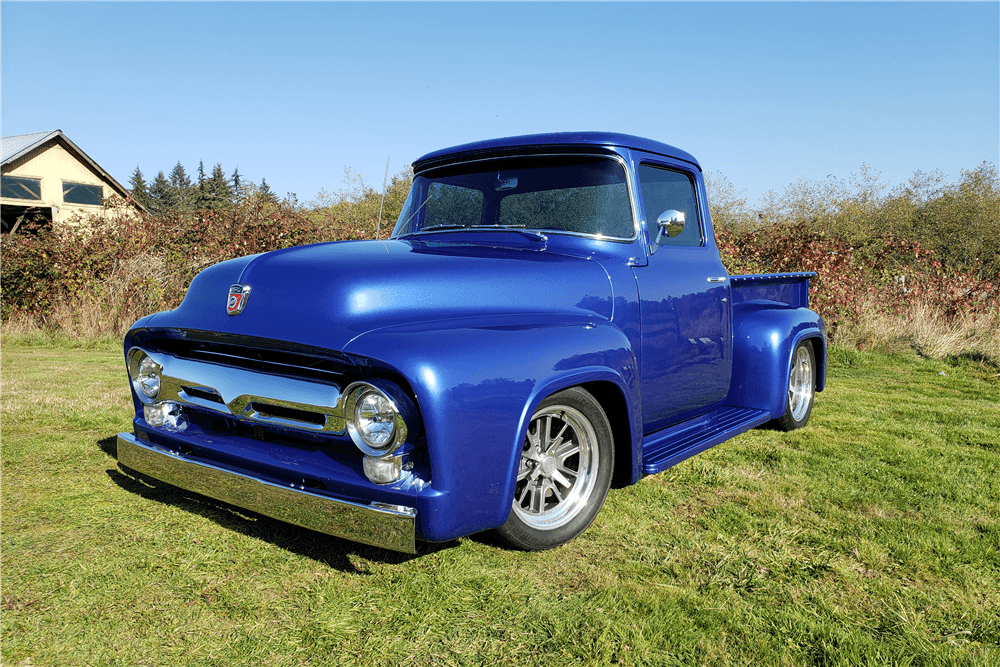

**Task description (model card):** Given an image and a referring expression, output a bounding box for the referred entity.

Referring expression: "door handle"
[707,277,727,283]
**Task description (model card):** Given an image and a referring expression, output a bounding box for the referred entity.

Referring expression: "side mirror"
[649,209,685,254]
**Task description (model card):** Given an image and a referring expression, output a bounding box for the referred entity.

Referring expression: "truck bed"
[731,272,817,309]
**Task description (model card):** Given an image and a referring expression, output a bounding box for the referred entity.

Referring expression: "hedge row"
[2,164,997,350]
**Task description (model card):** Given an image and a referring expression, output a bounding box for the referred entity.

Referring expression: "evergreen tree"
[129,166,150,209]
[169,161,192,190]
[203,163,235,210]
[232,167,242,202]
[148,171,174,213]
[193,160,209,210]
[259,178,279,205]
[169,161,193,211]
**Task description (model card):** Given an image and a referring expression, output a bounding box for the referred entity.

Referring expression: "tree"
[203,163,234,210]
[147,171,174,213]
[306,166,413,238]
[259,178,279,205]
[704,171,757,232]
[192,160,210,209]
[169,161,192,191]
[169,161,193,211]
[129,166,150,209]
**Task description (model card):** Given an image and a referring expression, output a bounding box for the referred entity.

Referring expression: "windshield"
[392,155,635,240]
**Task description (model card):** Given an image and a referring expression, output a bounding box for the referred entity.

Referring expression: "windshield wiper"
[396,223,462,238]
[487,225,548,242]
[420,224,470,232]
[400,224,547,243]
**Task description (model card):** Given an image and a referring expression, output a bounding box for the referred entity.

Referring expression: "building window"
[63,182,103,206]
[1,176,42,200]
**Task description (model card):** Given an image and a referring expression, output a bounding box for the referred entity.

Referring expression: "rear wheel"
[774,340,816,431]
[494,387,614,550]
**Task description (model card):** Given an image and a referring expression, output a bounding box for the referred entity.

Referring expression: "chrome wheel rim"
[788,346,814,422]
[512,405,599,530]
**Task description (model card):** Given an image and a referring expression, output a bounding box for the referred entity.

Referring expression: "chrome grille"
[152,337,352,386]
[132,346,349,434]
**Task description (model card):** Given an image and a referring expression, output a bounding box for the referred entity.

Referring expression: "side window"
[637,164,703,247]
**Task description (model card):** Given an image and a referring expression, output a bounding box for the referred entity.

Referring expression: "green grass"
[2,340,998,666]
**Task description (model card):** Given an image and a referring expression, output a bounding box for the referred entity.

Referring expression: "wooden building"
[1,130,138,233]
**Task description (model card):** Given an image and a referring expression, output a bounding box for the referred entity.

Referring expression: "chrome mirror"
[657,210,685,239]
[649,209,685,254]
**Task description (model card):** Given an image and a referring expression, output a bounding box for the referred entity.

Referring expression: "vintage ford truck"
[117,132,826,553]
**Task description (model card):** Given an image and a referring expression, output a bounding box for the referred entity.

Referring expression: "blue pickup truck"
[117,132,826,553]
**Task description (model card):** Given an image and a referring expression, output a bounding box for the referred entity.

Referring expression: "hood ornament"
[227,284,251,315]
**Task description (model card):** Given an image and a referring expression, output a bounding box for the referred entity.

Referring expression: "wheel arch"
[504,368,640,516]
[767,328,827,420]
[580,380,637,488]
[800,332,826,393]
[770,332,822,431]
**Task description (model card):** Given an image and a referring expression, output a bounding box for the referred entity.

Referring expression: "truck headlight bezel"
[344,381,410,458]
[127,348,161,404]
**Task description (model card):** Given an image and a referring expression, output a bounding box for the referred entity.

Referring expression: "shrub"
[3,196,340,335]
[717,223,997,337]
[3,163,997,366]
[714,163,1000,280]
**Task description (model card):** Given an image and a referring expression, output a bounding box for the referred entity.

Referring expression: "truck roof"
[413,132,701,173]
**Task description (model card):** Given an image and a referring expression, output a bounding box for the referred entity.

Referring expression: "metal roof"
[413,132,701,173]
[2,130,61,164]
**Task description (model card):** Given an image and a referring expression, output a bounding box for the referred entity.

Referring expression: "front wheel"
[773,340,816,431]
[494,387,614,550]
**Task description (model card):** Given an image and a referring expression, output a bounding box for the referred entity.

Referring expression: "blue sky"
[2,2,997,207]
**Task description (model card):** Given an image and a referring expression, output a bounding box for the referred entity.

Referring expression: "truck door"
[630,160,732,434]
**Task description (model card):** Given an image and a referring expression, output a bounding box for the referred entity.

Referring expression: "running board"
[641,406,772,476]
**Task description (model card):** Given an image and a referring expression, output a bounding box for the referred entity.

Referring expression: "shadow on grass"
[464,529,511,550]
[98,435,117,458]
[946,350,1000,377]
[104,460,458,571]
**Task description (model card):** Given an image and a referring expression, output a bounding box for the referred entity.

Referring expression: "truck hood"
[145,239,614,352]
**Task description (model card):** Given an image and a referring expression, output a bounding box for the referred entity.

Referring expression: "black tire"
[773,340,816,431]
[494,387,614,550]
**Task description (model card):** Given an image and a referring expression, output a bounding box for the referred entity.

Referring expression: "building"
[1,130,139,234]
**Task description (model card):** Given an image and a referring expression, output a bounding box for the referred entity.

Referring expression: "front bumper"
[116,432,417,553]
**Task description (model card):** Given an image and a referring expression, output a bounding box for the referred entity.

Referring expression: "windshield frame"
[391,152,641,243]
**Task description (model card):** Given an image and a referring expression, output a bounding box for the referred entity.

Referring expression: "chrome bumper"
[116,433,417,553]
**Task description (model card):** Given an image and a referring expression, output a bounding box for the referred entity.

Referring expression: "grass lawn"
[1,340,997,666]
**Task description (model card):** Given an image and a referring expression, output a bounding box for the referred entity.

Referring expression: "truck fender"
[342,314,640,542]
[726,303,827,419]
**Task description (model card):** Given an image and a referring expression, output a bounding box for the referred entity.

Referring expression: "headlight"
[138,356,160,398]
[362,455,403,485]
[356,391,396,447]
[344,382,410,457]
[143,402,187,432]
[127,349,161,404]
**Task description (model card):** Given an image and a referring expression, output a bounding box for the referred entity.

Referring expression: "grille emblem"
[227,284,251,315]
